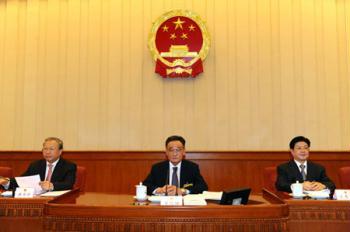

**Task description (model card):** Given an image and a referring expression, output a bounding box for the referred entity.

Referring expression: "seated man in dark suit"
[143,135,208,196]
[0,137,77,191]
[275,136,335,193]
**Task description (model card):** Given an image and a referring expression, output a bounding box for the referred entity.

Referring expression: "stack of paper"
[201,191,223,200]
[1,191,13,197]
[305,189,330,199]
[15,174,43,195]
[183,194,207,205]
[40,190,71,197]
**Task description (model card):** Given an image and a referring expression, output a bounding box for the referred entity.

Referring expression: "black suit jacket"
[275,160,335,193]
[10,158,77,191]
[143,159,208,195]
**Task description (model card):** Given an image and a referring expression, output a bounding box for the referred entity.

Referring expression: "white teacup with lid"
[291,181,303,196]
[135,182,147,201]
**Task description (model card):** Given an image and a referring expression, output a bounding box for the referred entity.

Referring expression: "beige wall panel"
[225,0,238,150]
[140,1,164,149]
[256,0,274,149]
[22,1,40,149]
[62,0,80,148]
[0,0,349,150]
[314,1,327,147]
[270,0,282,150]
[106,0,122,149]
[0,2,5,146]
[339,0,350,147]
[236,0,259,149]
[300,0,319,146]
[1,1,19,149]
[323,0,341,150]
[279,0,298,143]
[213,1,230,148]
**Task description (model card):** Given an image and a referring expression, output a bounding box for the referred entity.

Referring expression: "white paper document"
[183,194,207,205]
[201,191,223,200]
[40,190,70,197]
[15,174,43,195]
[160,196,183,205]
[304,189,330,199]
[333,189,350,200]
[1,191,13,197]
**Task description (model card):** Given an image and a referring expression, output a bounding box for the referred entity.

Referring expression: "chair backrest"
[0,166,13,178]
[73,166,86,192]
[263,166,277,191]
[338,167,350,189]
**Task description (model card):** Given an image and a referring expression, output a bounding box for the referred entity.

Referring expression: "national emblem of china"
[148,10,210,78]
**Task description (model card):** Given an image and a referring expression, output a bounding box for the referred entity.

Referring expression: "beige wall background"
[0,0,349,151]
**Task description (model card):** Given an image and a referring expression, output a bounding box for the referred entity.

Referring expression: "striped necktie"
[171,167,179,187]
[300,164,306,181]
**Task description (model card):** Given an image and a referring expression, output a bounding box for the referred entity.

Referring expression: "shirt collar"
[294,160,307,169]
[47,158,60,168]
[169,161,182,170]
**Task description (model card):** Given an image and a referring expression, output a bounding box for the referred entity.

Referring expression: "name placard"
[334,189,350,200]
[15,187,35,198]
[160,196,183,206]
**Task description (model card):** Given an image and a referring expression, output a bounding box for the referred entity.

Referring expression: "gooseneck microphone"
[165,167,169,196]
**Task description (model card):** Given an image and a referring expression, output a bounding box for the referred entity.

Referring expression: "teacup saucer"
[133,196,148,201]
[289,193,306,198]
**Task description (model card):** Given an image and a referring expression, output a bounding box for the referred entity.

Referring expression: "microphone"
[165,167,169,196]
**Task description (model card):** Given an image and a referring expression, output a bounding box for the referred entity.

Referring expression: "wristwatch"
[181,188,189,195]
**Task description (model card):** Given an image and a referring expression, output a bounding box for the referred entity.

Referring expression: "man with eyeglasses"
[143,135,208,196]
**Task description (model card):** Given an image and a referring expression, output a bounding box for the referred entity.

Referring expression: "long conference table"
[1,189,350,232]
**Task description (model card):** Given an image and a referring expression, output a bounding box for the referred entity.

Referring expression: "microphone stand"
[165,168,169,196]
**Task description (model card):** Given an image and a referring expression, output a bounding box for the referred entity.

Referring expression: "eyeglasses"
[167,147,184,153]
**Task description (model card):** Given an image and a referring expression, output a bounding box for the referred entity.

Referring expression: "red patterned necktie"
[46,164,53,181]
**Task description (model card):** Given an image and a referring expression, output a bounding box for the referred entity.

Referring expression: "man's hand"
[0,177,9,185]
[39,181,53,191]
[303,181,325,191]
[309,181,326,191]
[154,185,167,195]
[155,185,184,196]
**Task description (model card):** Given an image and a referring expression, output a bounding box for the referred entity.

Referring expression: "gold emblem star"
[181,33,188,39]
[170,33,177,40]
[173,17,185,30]
[162,25,169,32]
[188,24,195,31]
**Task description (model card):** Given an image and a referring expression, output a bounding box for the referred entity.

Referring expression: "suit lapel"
[180,161,188,187]
[50,159,63,181]
[39,160,47,181]
[306,162,315,180]
[162,161,170,186]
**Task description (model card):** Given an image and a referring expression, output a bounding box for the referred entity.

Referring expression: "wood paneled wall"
[0,0,349,150]
[1,151,349,193]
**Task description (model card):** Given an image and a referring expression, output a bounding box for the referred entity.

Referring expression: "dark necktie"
[171,167,179,187]
[300,164,306,181]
